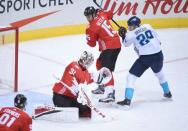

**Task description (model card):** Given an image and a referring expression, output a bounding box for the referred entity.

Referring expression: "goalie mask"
[14,94,27,109]
[78,51,94,69]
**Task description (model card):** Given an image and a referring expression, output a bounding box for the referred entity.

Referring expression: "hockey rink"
[0,28,188,131]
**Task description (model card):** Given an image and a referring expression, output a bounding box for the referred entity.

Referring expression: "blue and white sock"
[160,82,170,94]
[125,87,134,100]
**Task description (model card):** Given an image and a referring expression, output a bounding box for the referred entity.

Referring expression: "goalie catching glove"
[92,67,112,85]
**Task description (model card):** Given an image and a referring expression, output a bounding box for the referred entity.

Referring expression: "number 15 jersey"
[123,24,161,55]
[86,10,121,51]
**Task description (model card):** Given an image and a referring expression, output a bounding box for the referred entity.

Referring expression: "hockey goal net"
[0,26,19,93]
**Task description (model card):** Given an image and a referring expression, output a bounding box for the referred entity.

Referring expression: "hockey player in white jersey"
[117,16,172,106]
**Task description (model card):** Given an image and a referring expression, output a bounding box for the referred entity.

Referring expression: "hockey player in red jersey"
[84,6,121,103]
[0,94,32,131]
[52,51,111,117]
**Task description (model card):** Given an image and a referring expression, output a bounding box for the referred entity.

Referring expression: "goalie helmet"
[127,16,141,27]
[78,51,94,69]
[84,6,96,16]
[14,94,27,109]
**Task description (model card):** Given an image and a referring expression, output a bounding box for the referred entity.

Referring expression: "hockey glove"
[95,8,102,13]
[118,26,127,40]
[77,91,87,105]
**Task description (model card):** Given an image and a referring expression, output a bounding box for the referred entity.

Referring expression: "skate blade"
[114,103,131,110]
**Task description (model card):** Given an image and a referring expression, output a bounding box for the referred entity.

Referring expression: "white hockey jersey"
[123,24,161,55]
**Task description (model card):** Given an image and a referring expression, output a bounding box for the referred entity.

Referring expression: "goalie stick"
[80,87,105,118]
[53,75,107,119]
[93,0,121,28]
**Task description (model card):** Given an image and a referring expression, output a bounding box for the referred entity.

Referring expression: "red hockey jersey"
[86,10,121,51]
[53,61,93,99]
[0,107,32,131]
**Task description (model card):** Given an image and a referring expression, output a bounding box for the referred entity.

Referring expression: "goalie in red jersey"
[52,51,111,118]
[0,94,32,131]
[84,6,121,103]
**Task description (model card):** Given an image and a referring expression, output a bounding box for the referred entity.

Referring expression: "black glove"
[118,26,127,39]
[95,8,102,14]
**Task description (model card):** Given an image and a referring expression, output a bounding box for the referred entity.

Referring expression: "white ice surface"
[0,28,188,131]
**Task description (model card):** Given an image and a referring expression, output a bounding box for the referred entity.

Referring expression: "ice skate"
[163,91,172,98]
[92,84,105,94]
[99,90,115,103]
[117,99,131,106]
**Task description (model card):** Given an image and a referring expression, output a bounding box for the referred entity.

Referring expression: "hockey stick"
[80,87,106,118]
[53,75,107,118]
[93,0,121,28]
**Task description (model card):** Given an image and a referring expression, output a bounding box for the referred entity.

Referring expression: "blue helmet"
[127,16,141,26]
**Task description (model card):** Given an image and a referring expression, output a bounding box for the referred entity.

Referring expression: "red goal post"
[0,26,19,92]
